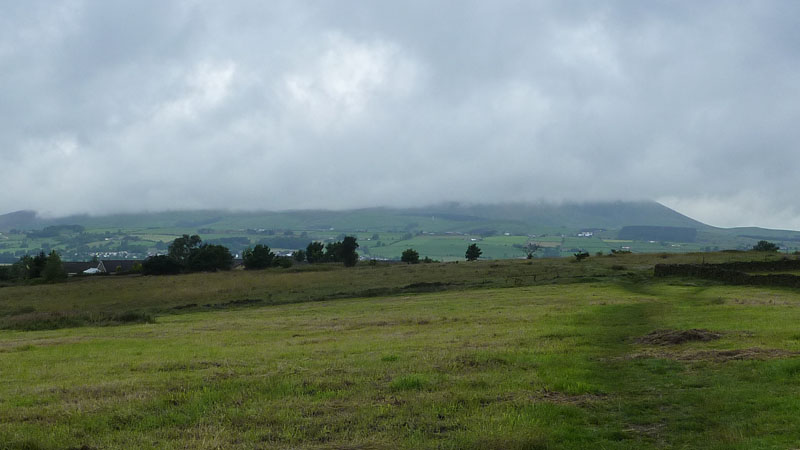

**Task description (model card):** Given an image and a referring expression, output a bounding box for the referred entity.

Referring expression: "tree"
[524,243,540,259]
[29,251,48,278]
[293,249,306,262]
[142,255,182,275]
[275,256,293,268]
[242,244,275,270]
[187,244,233,272]
[341,236,359,267]
[465,243,482,261]
[752,240,780,252]
[325,241,343,262]
[42,251,66,282]
[401,248,420,264]
[574,251,590,261]
[168,234,202,267]
[306,242,325,263]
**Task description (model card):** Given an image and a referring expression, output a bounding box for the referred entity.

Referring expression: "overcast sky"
[2,1,799,228]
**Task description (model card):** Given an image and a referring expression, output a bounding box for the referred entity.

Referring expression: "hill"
[0,201,711,233]
[2,202,800,262]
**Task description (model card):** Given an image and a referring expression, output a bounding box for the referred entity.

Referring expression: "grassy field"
[2,252,800,448]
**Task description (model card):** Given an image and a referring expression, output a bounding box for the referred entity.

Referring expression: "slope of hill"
[3,202,800,262]
[0,210,40,231]
[0,201,712,233]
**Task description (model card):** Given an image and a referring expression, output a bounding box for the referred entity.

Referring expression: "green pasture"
[3,259,800,448]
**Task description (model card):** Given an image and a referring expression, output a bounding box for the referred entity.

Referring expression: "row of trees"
[398,244,481,264]
[142,235,233,275]
[0,250,66,282]
[142,235,362,275]
[304,236,359,266]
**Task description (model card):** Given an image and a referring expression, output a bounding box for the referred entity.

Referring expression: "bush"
[243,244,275,269]
[401,248,420,264]
[142,255,182,275]
[306,242,325,263]
[42,251,66,282]
[275,256,294,268]
[753,240,780,252]
[574,252,590,262]
[188,244,233,272]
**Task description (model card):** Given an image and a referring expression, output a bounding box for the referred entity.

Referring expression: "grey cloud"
[1,1,799,228]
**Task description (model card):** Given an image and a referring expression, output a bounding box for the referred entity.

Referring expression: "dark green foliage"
[42,251,66,282]
[325,241,343,262]
[574,251,590,261]
[168,234,202,266]
[242,244,275,270]
[753,240,780,252]
[275,256,293,268]
[401,248,420,264]
[187,244,233,272]
[29,251,47,278]
[293,250,306,262]
[306,242,325,263]
[465,243,482,261]
[654,259,800,287]
[142,255,182,275]
[341,236,359,267]
[1,251,67,282]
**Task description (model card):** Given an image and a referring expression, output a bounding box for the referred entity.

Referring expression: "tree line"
[0,250,66,282]
[141,234,361,275]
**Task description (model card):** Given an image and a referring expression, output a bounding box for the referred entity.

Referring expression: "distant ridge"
[0,210,39,231]
[2,201,707,232]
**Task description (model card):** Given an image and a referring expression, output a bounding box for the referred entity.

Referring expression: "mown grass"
[2,253,800,448]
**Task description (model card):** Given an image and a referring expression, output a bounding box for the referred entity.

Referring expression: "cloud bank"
[1,1,799,228]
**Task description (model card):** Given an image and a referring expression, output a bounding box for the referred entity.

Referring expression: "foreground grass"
[2,275,800,448]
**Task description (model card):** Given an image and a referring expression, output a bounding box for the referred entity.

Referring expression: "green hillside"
[2,202,800,263]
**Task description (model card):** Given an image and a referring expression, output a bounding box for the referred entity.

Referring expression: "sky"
[1,1,799,229]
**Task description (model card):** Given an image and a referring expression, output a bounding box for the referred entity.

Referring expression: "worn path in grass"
[2,279,800,448]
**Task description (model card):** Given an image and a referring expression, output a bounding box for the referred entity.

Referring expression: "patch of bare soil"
[635,329,721,345]
[624,347,799,362]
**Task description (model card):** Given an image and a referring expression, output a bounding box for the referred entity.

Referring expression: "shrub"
[42,251,67,282]
[188,244,233,272]
[142,255,182,275]
[243,244,275,269]
[465,244,482,261]
[752,240,780,252]
[275,256,293,268]
[401,248,420,264]
[574,252,590,262]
